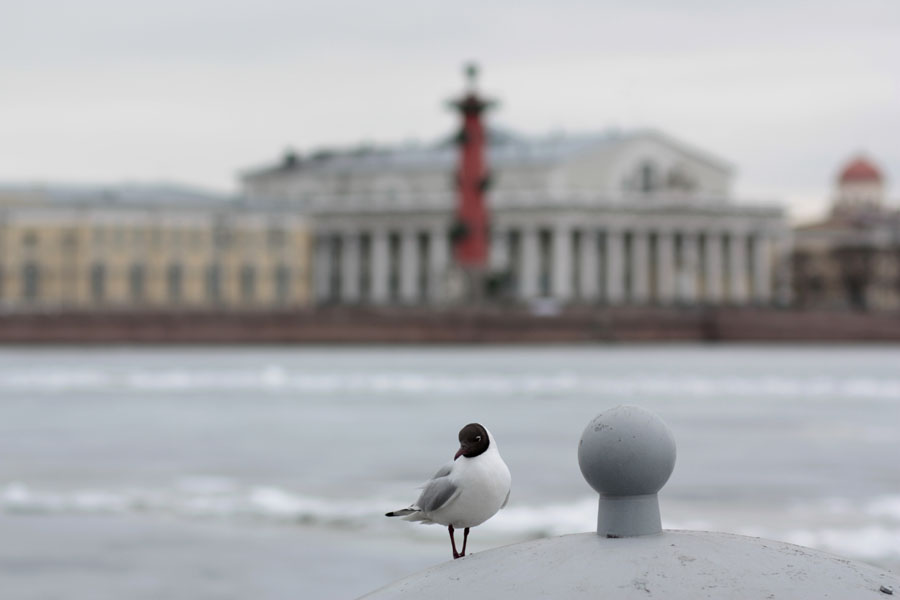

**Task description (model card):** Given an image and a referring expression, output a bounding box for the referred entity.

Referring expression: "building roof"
[0,182,234,209]
[795,208,900,235]
[241,128,734,180]
[838,156,882,184]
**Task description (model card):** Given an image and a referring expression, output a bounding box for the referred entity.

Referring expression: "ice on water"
[1,345,899,599]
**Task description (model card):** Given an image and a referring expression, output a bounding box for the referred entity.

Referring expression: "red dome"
[839,157,882,183]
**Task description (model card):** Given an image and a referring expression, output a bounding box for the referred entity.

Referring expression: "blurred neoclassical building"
[242,130,791,307]
[793,156,900,311]
[0,185,311,312]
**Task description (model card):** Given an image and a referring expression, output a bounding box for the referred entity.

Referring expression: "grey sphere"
[578,405,676,497]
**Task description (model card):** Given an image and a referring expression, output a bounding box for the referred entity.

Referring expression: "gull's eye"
[474,436,482,442]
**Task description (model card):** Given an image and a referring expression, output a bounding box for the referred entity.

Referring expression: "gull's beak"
[454,446,465,460]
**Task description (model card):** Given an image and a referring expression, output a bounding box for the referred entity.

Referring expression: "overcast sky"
[2,0,898,221]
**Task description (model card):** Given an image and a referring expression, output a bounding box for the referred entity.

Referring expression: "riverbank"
[1,306,899,343]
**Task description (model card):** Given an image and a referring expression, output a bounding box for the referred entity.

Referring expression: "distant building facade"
[242,130,791,307]
[0,185,311,312]
[793,156,900,311]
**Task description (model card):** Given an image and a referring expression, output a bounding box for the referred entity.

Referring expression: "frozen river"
[1,344,898,598]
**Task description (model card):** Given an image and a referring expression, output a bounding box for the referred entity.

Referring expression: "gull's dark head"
[455,423,490,460]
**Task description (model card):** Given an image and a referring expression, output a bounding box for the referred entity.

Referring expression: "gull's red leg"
[461,527,470,557]
[448,525,460,559]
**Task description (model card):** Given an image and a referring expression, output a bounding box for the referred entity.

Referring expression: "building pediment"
[242,129,735,208]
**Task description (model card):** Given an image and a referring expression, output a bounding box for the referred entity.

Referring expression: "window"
[167,263,183,303]
[538,229,552,297]
[359,234,372,301]
[206,264,222,304]
[572,230,582,299]
[240,264,256,302]
[90,263,106,302]
[329,236,342,301]
[648,233,659,302]
[22,262,40,301]
[129,264,146,302]
[190,229,205,250]
[507,230,521,292]
[597,231,607,302]
[388,233,401,301]
[667,166,695,192]
[62,230,77,251]
[623,232,633,299]
[639,162,656,193]
[417,233,429,301]
[267,225,286,250]
[275,264,291,304]
[214,217,232,250]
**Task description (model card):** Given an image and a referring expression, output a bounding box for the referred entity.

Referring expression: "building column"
[728,231,748,304]
[752,233,771,304]
[429,224,449,304]
[774,232,793,307]
[655,230,675,305]
[679,233,699,304]
[631,230,649,304]
[520,226,539,300]
[314,234,332,304]
[490,227,508,273]
[579,228,599,302]
[552,224,572,302]
[605,229,624,304]
[704,233,723,304]
[341,232,360,303]
[400,228,419,304]
[370,228,389,304]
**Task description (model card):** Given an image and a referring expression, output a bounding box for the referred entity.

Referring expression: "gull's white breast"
[429,445,511,529]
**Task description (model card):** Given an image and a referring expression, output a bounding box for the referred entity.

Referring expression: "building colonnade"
[314,219,788,306]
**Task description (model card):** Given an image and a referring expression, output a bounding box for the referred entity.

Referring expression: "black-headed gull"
[386,423,511,559]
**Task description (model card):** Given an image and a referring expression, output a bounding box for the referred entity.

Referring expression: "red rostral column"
[449,63,495,272]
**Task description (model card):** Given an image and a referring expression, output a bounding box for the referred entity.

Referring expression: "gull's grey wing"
[416,476,459,513]
[430,462,453,480]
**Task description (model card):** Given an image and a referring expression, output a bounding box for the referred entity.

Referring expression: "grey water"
[0,345,898,599]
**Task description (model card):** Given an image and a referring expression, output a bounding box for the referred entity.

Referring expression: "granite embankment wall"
[1,307,899,343]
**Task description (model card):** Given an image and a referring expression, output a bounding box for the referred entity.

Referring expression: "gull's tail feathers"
[385,506,434,524]
[385,507,417,517]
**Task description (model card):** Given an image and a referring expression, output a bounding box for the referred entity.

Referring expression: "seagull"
[386,423,511,559]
